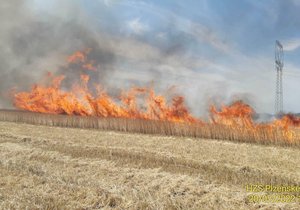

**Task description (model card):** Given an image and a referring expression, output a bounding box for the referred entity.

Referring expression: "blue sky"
[29,0,300,115]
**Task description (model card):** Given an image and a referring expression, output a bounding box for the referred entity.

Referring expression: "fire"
[210,101,254,128]
[210,100,300,141]
[13,50,201,124]
[272,114,300,141]
[274,114,300,130]
[11,49,300,142]
[67,49,97,71]
[13,74,200,123]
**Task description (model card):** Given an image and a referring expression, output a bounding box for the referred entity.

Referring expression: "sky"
[2,0,300,116]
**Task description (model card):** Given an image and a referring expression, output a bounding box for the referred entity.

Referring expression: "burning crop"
[8,49,300,145]
[13,49,201,124]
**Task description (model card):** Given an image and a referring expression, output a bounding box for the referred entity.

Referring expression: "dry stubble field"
[0,121,300,210]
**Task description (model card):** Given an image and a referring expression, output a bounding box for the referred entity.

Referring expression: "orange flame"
[13,50,201,124]
[274,114,300,130]
[11,49,300,142]
[13,73,200,123]
[67,49,97,71]
[210,100,254,128]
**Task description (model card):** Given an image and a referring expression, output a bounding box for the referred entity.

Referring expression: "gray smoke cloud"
[0,0,120,107]
[0,0,259,117]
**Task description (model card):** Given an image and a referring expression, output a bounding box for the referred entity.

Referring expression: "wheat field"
[0,110,298,146]
[0,120,300,209]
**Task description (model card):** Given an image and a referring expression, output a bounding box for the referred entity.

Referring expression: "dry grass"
[0,121,300,209]
[0,109,298,146]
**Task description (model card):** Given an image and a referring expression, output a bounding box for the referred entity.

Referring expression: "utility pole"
[275,40,284,115]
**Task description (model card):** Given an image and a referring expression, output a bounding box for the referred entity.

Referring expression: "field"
[0,110,298,147]
[1,120,300,209]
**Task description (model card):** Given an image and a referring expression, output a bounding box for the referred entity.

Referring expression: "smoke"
[282,38,300,51]
[0,1,33,107]
[0,0,119,107]
[0,0,262,117]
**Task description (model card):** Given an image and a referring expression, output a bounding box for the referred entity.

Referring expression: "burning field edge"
[0,109,299,147]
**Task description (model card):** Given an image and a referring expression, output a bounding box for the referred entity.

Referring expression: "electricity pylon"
[275,40,284,115]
